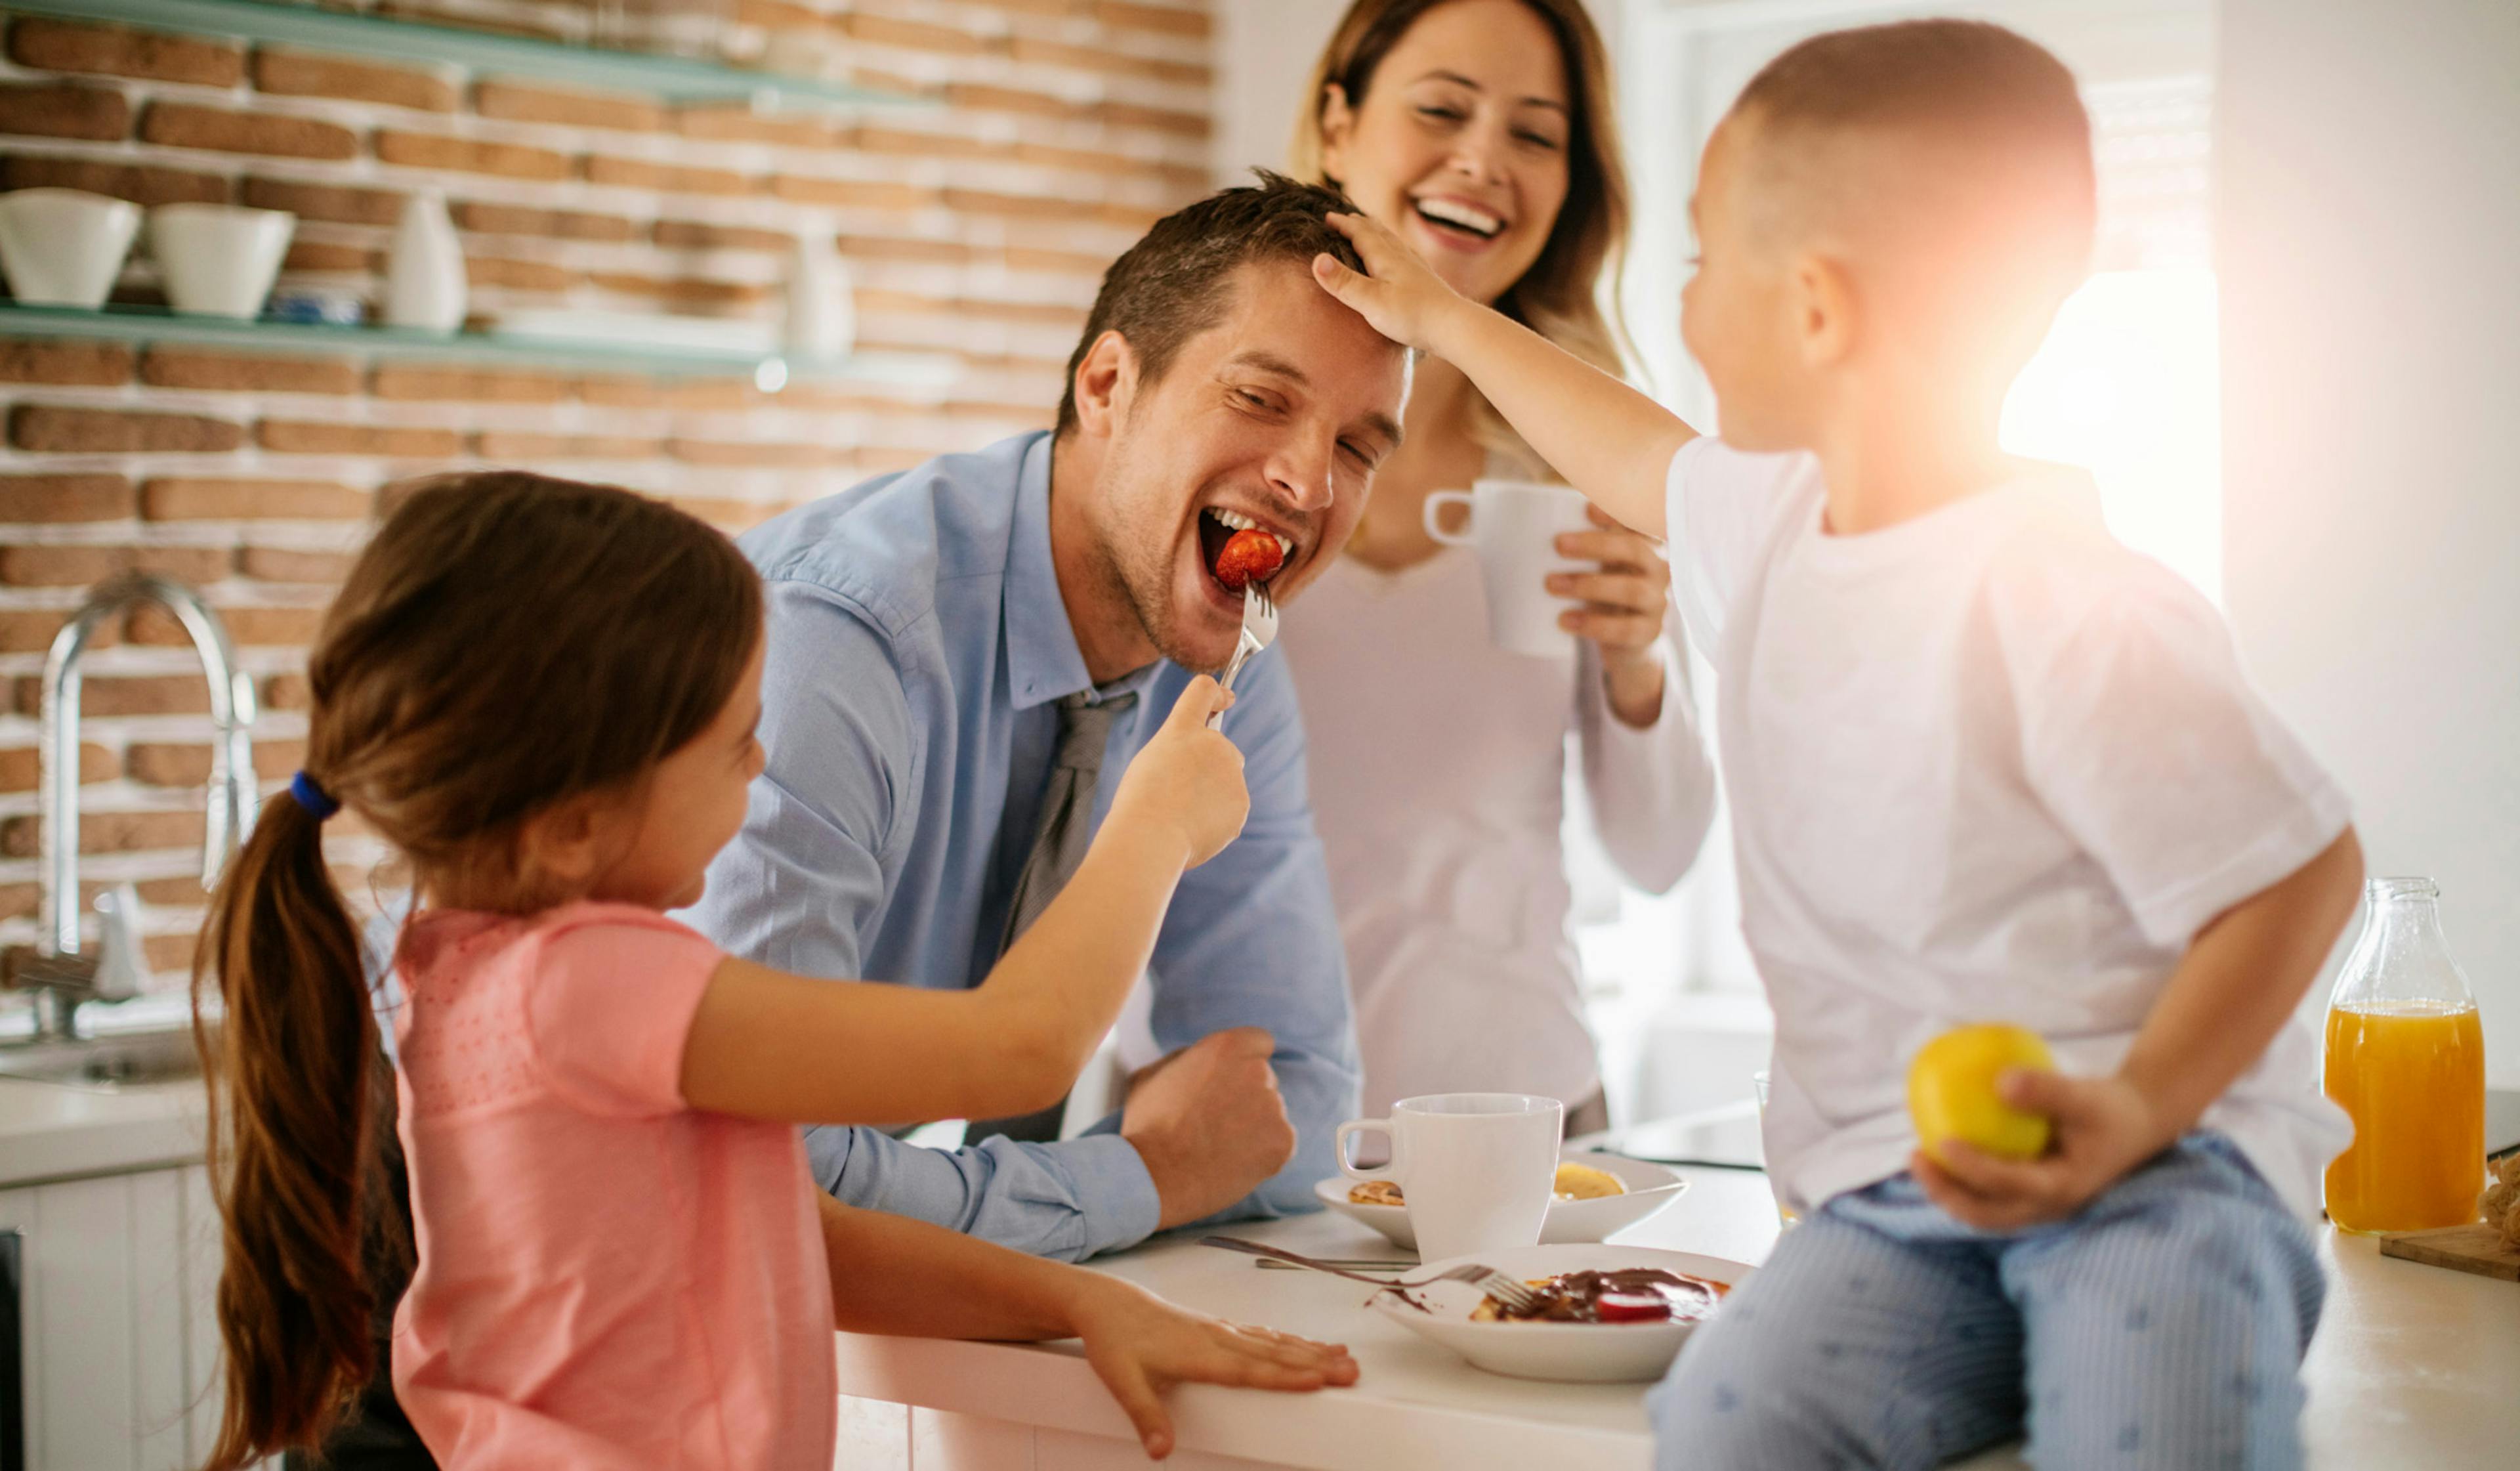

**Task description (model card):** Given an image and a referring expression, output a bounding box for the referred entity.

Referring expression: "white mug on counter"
[1338,1093,1563,1262]
[1422,479,1595,658]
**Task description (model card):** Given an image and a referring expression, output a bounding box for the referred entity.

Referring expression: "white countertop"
[834,1165,2520,1470]
[0,1073,208,1189]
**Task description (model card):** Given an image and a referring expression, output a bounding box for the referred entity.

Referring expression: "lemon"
[1553,1161,1627,1201]
[1908,1023,2056,1166]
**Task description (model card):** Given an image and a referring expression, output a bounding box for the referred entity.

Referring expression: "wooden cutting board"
[2378,1223,2520,1281]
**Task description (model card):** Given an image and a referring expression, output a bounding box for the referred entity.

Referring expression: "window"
[2004,74,2221,598]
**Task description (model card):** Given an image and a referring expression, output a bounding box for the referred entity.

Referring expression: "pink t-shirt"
[390,901,835,1470]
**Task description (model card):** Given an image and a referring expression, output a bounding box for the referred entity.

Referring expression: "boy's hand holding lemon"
[1907,1024,2179,1231]
[1909,1024,2056,1166]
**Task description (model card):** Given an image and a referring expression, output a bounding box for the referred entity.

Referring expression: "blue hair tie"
[289,771,341,822]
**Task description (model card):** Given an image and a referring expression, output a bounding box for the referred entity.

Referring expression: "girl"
[195,471,1355,1470]
[1276,0,1717,1128]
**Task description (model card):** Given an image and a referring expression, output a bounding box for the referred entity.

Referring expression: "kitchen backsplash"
[0,0,1213,985]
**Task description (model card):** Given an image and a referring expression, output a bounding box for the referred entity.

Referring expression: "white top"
[1281,545,1717,1118]
[1666,438,2355,1218]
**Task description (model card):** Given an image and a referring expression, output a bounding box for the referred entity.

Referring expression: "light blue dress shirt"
[679,431,1360,1262]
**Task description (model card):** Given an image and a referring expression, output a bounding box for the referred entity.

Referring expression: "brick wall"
[0,0,1213,988]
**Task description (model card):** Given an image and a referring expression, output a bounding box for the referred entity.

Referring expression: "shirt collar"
[1006,433,1162,711]
[1005,433,1085,711]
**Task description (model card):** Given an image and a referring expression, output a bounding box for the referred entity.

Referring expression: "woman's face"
[1320,0,1574,310]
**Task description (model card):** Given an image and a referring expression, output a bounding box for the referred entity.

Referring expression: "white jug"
[784,232,854,364]
[385,189,467,332]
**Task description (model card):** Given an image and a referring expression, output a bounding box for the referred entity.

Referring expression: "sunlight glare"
[2000,268,2223,601]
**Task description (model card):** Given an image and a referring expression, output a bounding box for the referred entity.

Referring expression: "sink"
[0,1027,204,1090]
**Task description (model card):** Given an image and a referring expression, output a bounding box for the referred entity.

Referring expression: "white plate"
[1314,1151,1685,1250]
[1370,1243,1748,1383]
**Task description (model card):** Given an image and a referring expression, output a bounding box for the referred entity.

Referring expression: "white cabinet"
[0,1166,226,1471]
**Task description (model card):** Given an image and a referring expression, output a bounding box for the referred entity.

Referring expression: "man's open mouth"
[1412,196,1505,242]
[1198,507,1294,594]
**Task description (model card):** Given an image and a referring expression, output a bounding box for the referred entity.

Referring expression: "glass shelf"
[12,0,931,109]
[0,302,958,391]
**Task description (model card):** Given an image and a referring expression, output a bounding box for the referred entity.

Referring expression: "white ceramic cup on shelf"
[0,188,141,309]
[1421,479,1594,658]
[149,204,295,318]
[1338,1093,1564,1263]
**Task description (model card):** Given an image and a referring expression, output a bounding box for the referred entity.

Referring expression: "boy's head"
[1682,20,2094,452]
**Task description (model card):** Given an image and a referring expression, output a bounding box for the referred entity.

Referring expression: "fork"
[1207,581,1278,731]
[1198,1235,1540,1313]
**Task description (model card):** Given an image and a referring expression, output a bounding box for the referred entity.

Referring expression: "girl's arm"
[679,678,1246,1126]
[812,1191,1356,1460]
[1916,826,2365,1229]
[1312,212,1696,538]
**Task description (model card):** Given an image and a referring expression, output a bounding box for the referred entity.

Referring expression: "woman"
[1279,0,1718,1131]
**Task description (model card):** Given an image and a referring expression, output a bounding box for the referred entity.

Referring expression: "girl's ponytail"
[184,469,761,1466]
[192,783,381,1468]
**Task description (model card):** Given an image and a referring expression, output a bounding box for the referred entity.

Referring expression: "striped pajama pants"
[1649,1134,2324,1471]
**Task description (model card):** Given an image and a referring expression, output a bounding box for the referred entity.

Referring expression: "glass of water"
[1751,1069,1799,1226]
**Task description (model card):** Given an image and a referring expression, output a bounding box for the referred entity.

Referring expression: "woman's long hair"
[193,472,762,1468]
[1290,0,1635,475]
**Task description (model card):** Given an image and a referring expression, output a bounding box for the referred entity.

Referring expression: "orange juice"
[2322,1000,2485,1233]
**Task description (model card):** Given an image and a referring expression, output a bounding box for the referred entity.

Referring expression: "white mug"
[1338,1093,1563,1262]
[1422,479,1594,658]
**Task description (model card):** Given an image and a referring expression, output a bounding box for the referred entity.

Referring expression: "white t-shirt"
[1282,547,1717,1117]
[1667,437,2353,1218]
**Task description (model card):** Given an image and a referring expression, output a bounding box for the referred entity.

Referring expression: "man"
[681,175,1410,1260]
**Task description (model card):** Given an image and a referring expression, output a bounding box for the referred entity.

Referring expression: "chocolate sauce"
[1482,1268,1724,1324]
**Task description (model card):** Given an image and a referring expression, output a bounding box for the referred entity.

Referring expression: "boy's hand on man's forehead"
[1309,211,1467,354]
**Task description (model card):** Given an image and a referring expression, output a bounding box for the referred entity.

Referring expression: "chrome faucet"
[10,574,257,1040]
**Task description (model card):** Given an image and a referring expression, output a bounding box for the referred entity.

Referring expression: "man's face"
[1081,262,1408,672]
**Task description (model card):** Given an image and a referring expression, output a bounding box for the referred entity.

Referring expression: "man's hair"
[1055,171,1374,435]
[1733,20,2095,318]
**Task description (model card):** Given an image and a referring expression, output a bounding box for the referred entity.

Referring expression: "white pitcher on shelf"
[385,188,467,333]
[784,232,854,366]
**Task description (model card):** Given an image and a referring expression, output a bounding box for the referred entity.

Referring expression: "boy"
[1311,19,2361,1471]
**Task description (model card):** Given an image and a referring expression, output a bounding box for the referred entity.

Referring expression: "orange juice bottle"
[2322,878,2487,1234]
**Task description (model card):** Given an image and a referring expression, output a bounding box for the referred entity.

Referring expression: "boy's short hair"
[1732,20,2095,327]
[1055,171,1374,435]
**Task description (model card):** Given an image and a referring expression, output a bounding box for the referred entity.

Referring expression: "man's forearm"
[2120,828,2364,1135]
[811,1122,1162,1262]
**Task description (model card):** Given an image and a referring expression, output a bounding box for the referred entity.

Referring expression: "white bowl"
[0,188,140,309]
[1316,1150,1686,1250]
[149,204,295,318]
[1371,1243,1750,1382]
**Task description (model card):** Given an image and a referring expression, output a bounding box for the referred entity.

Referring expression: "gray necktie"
[970,689,1137,1144]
